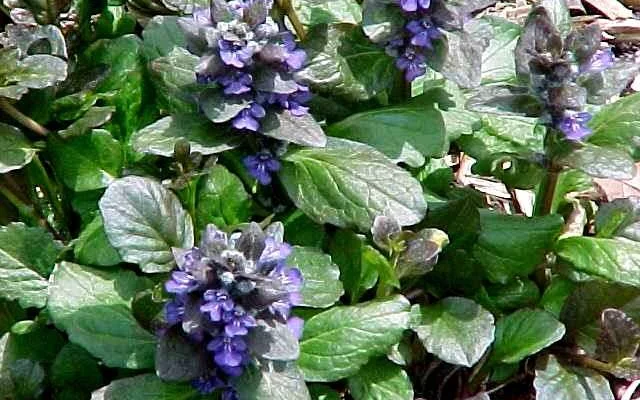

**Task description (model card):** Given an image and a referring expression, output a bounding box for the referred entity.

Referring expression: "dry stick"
[276,0,306,41]
[0,98,50,137]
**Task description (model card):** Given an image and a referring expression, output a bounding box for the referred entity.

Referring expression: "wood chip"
[566,0,586,13]
[583,0,633,20]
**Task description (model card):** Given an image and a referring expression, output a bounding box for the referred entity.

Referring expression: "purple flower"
[201,289,235,322]
[267,265,303,318]
[222,389,239,400]
[219,40,254,68]
[192,374,224,395]
[217,71,253,95]
[197,73,216,84]
[164,296,186,325]
[165,271,199,294]
[222,306,257,336]
[192,7,213,26]
[287,316,304,340]
[396,47,427,81]
[208,335,248,368]
[406,18,441,48]
[399,0,430,12]
[580,48,614,74]
[258,236,292,269]
[243,150,280,185]
[232,103,266,131]
[281,33,307,70]
[557,111,592,141]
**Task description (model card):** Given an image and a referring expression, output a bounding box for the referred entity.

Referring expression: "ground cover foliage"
[0,0,639,399]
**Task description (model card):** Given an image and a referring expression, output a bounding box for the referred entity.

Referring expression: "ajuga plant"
[2,0,640,399]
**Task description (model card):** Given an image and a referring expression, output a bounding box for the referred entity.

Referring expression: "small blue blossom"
[406,18,441,48]
[201,289,235,322]
[165,270,199,294]
[580,48,614,74]
[557,111,592,141]
[396,47,427,82]
[192,374,224,395]
[208,335,248,368]
[164,295,186,325]
[232,102,266,131]
[222,306,257,337]
[243,150,281,185]
[217,71,253,95]
[399,0,431,12]
[218,39,254,68]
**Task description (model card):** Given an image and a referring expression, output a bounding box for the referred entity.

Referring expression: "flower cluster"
[384,0,442,82]
[161,222,303,398]
[522,13,615,142]
[178,0,311,184]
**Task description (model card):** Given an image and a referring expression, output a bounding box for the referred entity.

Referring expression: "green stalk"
[0,184,42,227]
[28,156,69,239]
[276,0,306,40]
[0,99,50,137]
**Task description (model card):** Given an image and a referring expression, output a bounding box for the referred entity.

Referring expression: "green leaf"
[260,110,327,147]
[287,246,344,308]
[283,211,326,247]
[540,277,576,318]
[48,129,123,192]
[91,374,201,400]
[534,355,614,400]
[74,215,122,267]
[280,138,427,232]
[540,0,571,37]
[412,297,495,367]
[298,295,411,381]
[347,358,413,400]
[361,0,405,45]
[293,0,361,26]
[149,47,199,114]
[195,165,252,232]
[328,230,378,304]
[48,262,156,369]
[309,384,341,400]
[131,114,238,157]
[560,281,640,354]
[0,122,37,173]
[328,102,447,163]
[477,278,541,314]
[58,106,115,138]
[473,211,563,283]
[480,16,522,83]
[236,361,311,400]
[556,237,640,287]
[155,329,207,381]
[546,169,593,214]
[142,16,186,60]
[9,359,45,400]
[51,344,103,396]
[588,92,640,158]
[0,222,62,308]
[489,309,565,364]
[595,198,640,241]
[556,143,637,180]
[79,35,146,138]
[246,320,300,361]
[3,54,68,93]
[437,27,487,89]
[200,89,250,123]
[296,25,397,102]
[99,176,195,273]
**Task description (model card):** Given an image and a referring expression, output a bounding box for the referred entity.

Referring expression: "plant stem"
[276,0,306,40]
[29,156,69,239]
[0,99,50,137]
[45,0,57,24]
[536,168,559,216]
[0,183,43,227]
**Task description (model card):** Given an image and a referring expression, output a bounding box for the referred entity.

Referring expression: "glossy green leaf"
[58,107,115,138]
[280,138,427,232]
[0,223,62,308]
[142,16,186,60]
[588,92,640,157]
[148,47,199,114]
[480,16,522,83]
[328,230,378,304]
[287,246,344,308]
[51,344,103,397]
[0,123,37,173]
[131,114,238,157]
[91,374,201,400]
[74,215,122,267]
[299,295,411,381]
[99,176,194,273]
[236,361,311,400]
[260,110,327,147]
[556,143,637,180]
[473,211,563,283]
[49,129,123,192]
[413,297,495,367]
[595,198,640,241]
[556,237,640,287]
[490,309,565,364]
[348,358,413,400]
[293,0,361,26]
[534,355,614,400]
[195,165,252,232]
[48,262,155,369]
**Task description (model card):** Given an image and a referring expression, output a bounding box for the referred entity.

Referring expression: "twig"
[0,98,50,137]
[0,183,43,227]
[276,0,306,40]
